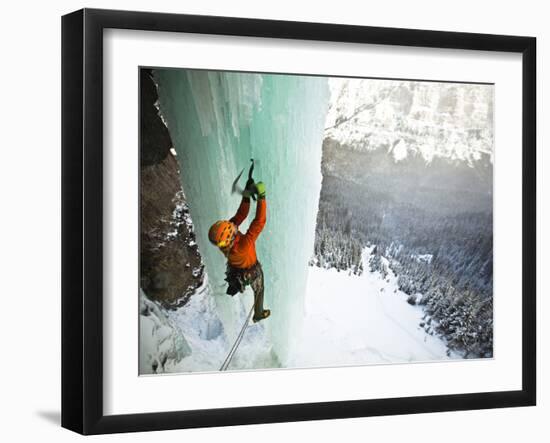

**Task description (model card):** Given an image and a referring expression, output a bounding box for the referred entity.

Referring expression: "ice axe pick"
[231,168,245,196]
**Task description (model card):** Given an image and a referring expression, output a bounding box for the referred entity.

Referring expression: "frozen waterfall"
[154,69,330,367]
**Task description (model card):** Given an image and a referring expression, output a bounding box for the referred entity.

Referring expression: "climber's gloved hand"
[255,181,266,199]
[243,178,256,199]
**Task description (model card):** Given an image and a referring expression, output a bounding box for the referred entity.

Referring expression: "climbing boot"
[253,309,271,323]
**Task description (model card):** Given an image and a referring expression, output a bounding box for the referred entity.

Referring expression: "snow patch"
[288,247,459,368]
[158,276,277,373]
[412,253,433,264]
[392,139,408,162]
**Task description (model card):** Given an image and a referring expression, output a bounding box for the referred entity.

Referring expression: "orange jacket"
[227,197,266,269]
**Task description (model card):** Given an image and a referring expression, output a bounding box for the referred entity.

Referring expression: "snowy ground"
[287,247,460,368]
[141,247,459,374]
[160,276,275,373]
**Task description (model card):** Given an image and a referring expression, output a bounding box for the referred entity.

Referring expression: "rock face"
[321,137,492,214]
[140,69,204,308]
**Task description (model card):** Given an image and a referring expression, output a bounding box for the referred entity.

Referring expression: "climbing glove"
[255,181,266,199]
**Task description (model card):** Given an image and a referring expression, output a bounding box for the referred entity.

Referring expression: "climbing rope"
[219,304,254,371]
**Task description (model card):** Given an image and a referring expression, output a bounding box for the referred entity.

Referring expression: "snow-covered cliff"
[326,79,493,165]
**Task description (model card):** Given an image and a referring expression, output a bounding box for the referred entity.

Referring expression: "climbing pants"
[225,262,265,319]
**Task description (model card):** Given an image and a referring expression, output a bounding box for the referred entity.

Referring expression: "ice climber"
[208,179,271,323]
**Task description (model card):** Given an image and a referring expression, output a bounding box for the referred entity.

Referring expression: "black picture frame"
[61,8,536,435]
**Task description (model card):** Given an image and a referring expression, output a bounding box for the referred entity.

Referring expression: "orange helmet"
[208,220,237,249]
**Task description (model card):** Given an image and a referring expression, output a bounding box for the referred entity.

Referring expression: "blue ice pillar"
[155,69,329,366]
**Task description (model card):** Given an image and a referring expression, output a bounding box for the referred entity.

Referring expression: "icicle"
[154,69,329,367]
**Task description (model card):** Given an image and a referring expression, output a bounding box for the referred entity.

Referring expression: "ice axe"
[231,168,245,195]
[231,159,256,200]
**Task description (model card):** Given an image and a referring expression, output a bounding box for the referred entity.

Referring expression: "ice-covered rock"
[139,289,192,374]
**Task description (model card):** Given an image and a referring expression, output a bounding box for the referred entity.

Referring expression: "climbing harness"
[225,262,261,296]
[219,303,254,371]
